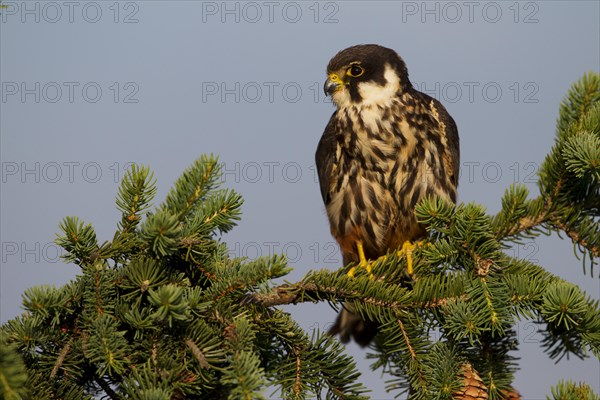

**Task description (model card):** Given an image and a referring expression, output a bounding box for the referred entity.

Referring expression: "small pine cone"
[452,363,522,400]
[453,363,488,400]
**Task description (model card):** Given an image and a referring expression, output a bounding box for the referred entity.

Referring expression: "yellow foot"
[396,240,425,274]
[347,242,375,280]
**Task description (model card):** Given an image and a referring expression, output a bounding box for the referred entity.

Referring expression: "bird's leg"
[396,240,425,274]
[347,242,373,278]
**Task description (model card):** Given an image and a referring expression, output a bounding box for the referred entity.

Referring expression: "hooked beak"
[324,73,344,96]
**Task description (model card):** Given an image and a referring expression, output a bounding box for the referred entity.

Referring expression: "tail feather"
[328,307,378,347]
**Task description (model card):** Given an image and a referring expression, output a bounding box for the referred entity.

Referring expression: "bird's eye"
[347,65,364,77]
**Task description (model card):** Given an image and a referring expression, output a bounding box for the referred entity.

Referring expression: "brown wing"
[434,97,460,192]
[315,112,337,204]
[414,91,460,197]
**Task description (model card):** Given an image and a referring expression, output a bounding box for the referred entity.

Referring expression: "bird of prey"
[316,44,460,346]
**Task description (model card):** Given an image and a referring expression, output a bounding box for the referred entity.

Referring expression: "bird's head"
[324,44,412,109]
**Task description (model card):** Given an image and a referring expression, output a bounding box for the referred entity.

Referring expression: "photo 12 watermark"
[399,1,540,24]
[200,1,340,24]
[1,161,139,184]
[1,82,140,104]
[413,81,540,104]
[0,1,140,23]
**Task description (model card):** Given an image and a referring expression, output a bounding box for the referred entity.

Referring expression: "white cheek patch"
[357,64,400,107]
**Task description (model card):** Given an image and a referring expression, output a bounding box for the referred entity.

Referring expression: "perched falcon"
[316,44,460,346]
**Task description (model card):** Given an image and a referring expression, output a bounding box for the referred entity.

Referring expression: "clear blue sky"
[1,1,599,398]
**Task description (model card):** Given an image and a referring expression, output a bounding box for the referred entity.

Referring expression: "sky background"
[1,1,599,398]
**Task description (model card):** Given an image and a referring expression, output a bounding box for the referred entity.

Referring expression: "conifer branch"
[498,179,563,240]
[185,338,210,369]
[293,348,302,395]
[50,338,73,379]
[115,164,156,234]
[246,280,410,310]
[397,319,417,361]
[553,219,600,258]
[247,278,469,310]
[94,374,121,400]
